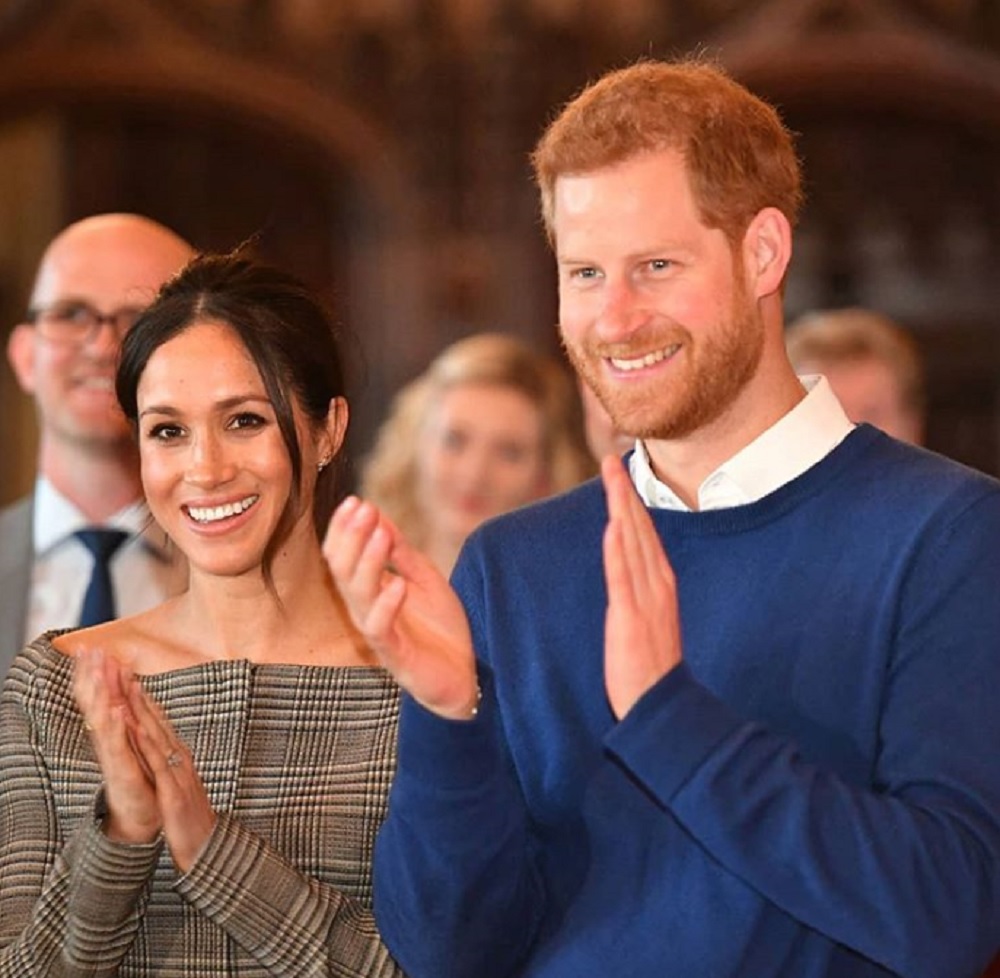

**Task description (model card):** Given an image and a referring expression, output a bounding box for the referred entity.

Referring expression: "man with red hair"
[329,59,1000,978]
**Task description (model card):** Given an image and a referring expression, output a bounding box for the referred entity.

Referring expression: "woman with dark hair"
[0,251,404,976]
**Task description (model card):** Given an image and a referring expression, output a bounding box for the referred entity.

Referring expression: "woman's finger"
[323,495,376,586]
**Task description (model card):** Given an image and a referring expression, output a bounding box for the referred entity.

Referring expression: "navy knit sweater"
[374,426,1000,978]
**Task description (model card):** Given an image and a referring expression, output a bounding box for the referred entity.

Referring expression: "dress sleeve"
[175,812,404,977]
[605,490,1000,978]
[0,653,161,977]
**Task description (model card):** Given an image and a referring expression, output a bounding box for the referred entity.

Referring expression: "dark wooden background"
[3,0,1000,502]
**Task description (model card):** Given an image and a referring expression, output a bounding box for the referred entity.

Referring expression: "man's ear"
[741,207,792,300]
[7,323,37,395]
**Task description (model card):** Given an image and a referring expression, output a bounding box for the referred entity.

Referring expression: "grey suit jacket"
[0,495,33,682]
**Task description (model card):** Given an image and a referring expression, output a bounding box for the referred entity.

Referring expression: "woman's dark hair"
[116,248,348,587]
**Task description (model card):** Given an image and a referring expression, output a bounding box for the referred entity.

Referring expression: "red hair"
[531,59,803,247]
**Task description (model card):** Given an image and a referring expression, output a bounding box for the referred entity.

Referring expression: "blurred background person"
[3,4,1000,490]
[0,251,403,976]
[577,375,635,464]
[785,307,926,445]
[362,332,594,575]
[1,214,193,683]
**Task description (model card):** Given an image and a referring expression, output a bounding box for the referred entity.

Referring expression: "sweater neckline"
[643,424,883,536]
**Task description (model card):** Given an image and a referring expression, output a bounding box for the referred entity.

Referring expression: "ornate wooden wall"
[2,0,999,504]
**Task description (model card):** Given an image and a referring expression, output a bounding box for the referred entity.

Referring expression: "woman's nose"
[185,435,236,487]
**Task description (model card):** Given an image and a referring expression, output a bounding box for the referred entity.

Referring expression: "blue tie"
[75,528,130,627]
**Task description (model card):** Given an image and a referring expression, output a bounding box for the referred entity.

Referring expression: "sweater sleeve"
[373,672,543,978]
[605,490,1000,978]
[176,811,404,978]
[371,528,552,978]
[0,655,159,977]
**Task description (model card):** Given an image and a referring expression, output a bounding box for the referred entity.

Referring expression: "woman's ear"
[317,396,349,469]
[741,207,792,300]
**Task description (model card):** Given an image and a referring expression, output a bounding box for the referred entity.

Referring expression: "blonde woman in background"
[361,333,594,575]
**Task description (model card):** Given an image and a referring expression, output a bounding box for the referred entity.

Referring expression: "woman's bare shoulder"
[50,604,178,669]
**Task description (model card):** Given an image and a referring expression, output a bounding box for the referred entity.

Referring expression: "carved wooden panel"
[1,0,1000,490]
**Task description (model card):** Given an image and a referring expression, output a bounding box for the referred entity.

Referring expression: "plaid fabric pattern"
[0,634,404,976]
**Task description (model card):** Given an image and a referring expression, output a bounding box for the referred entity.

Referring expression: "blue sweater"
[374,427,1000,978]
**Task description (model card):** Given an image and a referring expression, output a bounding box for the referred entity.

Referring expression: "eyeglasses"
[26,300,145,346]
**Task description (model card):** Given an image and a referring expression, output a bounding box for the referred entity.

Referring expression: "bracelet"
[467,683,483,720]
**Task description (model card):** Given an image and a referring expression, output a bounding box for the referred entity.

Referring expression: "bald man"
[1,214,194,677]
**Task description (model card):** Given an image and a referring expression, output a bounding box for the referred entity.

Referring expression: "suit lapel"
[0,495,34,678]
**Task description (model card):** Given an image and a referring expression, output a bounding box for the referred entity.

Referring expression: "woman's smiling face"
[136,319,322,579]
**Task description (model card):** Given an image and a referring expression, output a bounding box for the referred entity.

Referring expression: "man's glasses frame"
[26,300,145,346]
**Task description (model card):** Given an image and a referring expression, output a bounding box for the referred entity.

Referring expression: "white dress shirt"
[630,375,854,511]
[26,478,187,643]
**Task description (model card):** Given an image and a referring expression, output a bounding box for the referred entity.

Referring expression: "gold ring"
[166,752,182,768]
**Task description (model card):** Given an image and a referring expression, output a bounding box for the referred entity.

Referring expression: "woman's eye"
[496,442,529,464]
[441,429,468,453]
[230,412,266,430]
[148,423,183,441]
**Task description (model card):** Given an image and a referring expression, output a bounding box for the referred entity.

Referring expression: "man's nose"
[596,278,649,341]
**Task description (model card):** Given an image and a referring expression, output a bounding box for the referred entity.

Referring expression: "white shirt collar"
[631,375,854,511]
[33,476,166,556]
